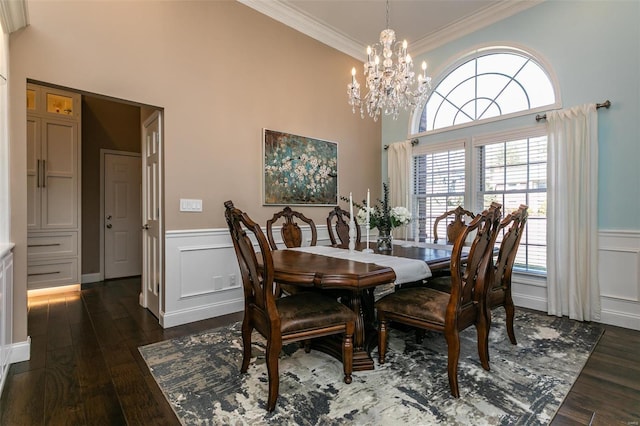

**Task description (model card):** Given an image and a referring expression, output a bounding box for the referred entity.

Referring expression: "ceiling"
[238,0,542,60]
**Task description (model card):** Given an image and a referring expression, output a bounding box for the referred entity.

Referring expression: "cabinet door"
[41,118,78,229]
[26,116,42,230]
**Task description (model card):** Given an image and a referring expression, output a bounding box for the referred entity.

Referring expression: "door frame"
[99,149,142,282]
[140,110,163,319]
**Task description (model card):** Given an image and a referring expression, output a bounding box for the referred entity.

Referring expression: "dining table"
[261,240,466,371]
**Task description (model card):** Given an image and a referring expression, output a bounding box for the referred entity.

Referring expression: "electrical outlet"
[229,274,236,287]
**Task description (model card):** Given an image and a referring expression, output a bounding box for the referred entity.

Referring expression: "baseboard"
[82,272,103,284]
[160,298,244,328]
[513,293,547,312]
[9,337,30,363]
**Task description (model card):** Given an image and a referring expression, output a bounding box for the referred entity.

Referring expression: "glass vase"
[376,228,393,252]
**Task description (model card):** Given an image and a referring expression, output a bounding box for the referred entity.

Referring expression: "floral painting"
[263,129,338,205]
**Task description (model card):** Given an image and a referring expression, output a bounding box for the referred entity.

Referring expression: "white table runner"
[288,246,431,285]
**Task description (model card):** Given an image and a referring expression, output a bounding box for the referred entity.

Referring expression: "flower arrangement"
[341,183,412,234]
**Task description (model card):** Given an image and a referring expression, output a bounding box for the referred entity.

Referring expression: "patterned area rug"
[139,309,603,425]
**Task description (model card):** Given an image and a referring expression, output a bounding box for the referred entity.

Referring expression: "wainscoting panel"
[598,230,640,330]
[163,228,639,330]
[513,230,640,330]
[163,226,330,328]
[163,229,243,328]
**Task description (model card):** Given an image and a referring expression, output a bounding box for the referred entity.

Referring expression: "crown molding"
[238,0,544,61]
[237,0,364,60]
[410,1,545,56]
[0,0,29,34]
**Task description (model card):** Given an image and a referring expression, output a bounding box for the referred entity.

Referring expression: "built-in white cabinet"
[26,84,81,290]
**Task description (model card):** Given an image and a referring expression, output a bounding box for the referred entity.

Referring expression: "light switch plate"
[180,198,203,212]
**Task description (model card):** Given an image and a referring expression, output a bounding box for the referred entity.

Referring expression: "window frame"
[412,139,468,242]
[409,45,561,138]
[471,126,548,276]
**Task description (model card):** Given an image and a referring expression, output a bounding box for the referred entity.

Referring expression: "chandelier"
[347,0,431,121]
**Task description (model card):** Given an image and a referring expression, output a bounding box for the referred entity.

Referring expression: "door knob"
[106,223,112,229]
[142,224,149,230]
[106,215,112,220]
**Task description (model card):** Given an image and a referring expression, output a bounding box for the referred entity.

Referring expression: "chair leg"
[240,319,252,374]
[265,338,282,412]
[476,304,491,371]
[378,318,388,364]
[505,298,517,345]
[342,324,354,384]
[445,329,461,398]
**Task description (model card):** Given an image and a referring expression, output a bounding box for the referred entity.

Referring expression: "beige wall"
[9,1,380,341]
[82,96,142,274]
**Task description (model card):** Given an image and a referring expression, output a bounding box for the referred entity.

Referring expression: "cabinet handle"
[28,271,60,276]
[27,243,62,247]
[36,159,41,188]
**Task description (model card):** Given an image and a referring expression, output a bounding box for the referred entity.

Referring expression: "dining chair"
[376,204,502,398]
[327,206,360,246]
[489,204,528,344]
[432,205,476,244]
[266,206,317,250]
[425,204,528,345]
[224,200,356,412]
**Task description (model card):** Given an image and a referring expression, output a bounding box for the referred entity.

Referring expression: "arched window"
[411,46,557,274]
[415,47,557,133]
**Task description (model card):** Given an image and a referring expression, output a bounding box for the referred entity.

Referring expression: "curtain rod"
[383,138,419,151]
[535,100,611,122]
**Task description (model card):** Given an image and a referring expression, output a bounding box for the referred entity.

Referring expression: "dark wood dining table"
[263,241,462,371]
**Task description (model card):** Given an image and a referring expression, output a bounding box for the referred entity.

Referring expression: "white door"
[142,111,162,319]
[104,153,142,279]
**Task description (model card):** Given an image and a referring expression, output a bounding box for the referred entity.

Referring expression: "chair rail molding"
[162,227,640,331]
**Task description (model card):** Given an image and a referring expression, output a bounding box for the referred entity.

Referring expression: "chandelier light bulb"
[346,2,432,121]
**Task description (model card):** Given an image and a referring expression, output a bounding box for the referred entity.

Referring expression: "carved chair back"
[327,206,360,246]
[449,204,501,313]
[224,201,277,323]
[433,206,476,244]
[266,207,317,250]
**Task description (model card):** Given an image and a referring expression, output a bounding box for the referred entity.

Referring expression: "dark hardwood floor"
[0,277,638,425]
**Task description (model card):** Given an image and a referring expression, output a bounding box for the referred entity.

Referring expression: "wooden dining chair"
[433,205,476,244]
[327,206,360,246]
[425,204,528,345]
[489,204,528,344]
[376,204,501,398]
[266,206,317,250]
[224,200,356,412]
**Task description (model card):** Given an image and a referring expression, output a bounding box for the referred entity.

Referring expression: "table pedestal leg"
[349,289,376,371]
[309,289,378,371]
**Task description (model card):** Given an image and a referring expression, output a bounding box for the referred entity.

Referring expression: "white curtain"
[387,140,413,238]
[546,104,601,321]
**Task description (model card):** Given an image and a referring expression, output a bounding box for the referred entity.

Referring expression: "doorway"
[101,150,142,279]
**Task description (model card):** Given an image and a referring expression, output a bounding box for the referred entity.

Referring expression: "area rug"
[139,309,603,425]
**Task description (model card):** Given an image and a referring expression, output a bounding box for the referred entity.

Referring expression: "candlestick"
[362,188,373,253]
[349,192,353,219]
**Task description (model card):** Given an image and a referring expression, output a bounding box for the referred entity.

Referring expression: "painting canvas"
[263,129,338,205]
